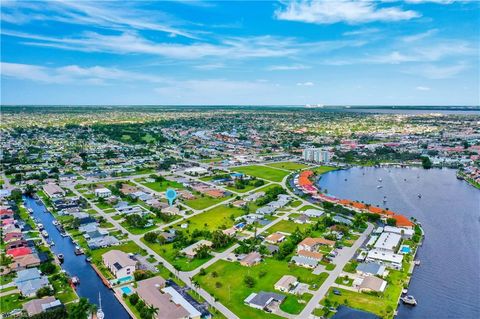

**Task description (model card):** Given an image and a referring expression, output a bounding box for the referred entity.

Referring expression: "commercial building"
[302,148,331,163]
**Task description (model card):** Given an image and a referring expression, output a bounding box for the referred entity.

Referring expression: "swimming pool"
[120,286,133,295]
[400,245,411,254]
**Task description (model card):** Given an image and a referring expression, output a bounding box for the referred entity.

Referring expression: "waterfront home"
[274,275,298,293]
[265,232,286,244]
[102,250,137,279]
[383,225,414,239]
[136,276,201,319]
[356,262,386,277]
[366,249,403,270]
[42,183,65,198]
[240,252,262,267]
[244,291,286,311]
[15,268,50,297]
[7,247,32,258]
[94,187,112,198]
[87,235,119,249]
[23,297,62,316]
[180,240,213,259]
[374,232,402,253]
[10,253,41,271]
[355,275,387,293]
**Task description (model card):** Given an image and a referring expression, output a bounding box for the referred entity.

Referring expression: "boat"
[414,260,421,265]
[378,178,382,182]
[70,276,80,285]
[38,223,44,230]
[27,208,33,214]
[86,257,92,263]
[417,193,422,198]
[377,185,383,189]
[57,254,64,262]
[41,230,49,237]
[401,295,417,306]
[60,232,68,237]
[402,289,408,294]
[52,220,59,226]
[47,240,55,247]
[74,245,84,255]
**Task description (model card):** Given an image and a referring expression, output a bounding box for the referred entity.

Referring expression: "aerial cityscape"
[1,2,479,319]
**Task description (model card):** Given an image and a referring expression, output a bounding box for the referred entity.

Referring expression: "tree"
[36,286,54,298]
[144,232,158,243]
[194,244,211,259]
[68,298,96,319]
[421,156,432,169]
[10,189,22,202]
[244,275,256,288]
[386,218,397,226]
[129,293,139,306]
[39,261,57,275]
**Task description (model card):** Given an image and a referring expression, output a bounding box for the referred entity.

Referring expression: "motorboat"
[378,178,382,182]
[27,208,33,214]
[41,230,49,237]
[417,193,422,198]
[52,220,59,226]
[401,295,417,306]
[38,223,44,230]
[377,185,383,189]
[57,254,64,262]
[74,245,84,255]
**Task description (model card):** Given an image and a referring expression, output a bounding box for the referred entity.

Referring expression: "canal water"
[317,167,480,319]
[24,196,131,319]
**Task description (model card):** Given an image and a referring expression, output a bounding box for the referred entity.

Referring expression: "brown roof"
[299,237,335,247]
[266,233,285,243]
[359,276,386,292]
[240,252,262,266]
[10,253,40,270]
[298,250,323,260]
[23,297,57,316]
[136,276,190,319]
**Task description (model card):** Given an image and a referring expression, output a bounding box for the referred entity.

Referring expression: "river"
[317,167,480,319]
[23,196,131,319]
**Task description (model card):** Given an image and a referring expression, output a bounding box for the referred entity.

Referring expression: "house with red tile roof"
[7,247,32,258]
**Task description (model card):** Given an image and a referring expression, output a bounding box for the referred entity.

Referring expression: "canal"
[317,167,480,319]
[24,196,131,319]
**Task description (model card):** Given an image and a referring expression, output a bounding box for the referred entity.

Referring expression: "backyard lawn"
[0,293,30,313]
[264,220,309,234]
[194,259,328,319]
[267,162,309,171]
[137,179,185,192]
[230,165,289,182]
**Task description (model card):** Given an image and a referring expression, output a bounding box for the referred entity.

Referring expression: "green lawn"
[0,293,28,313]
[89,241,146,263]
[138,179,185,192]
[182,194,232,210]
[230,165,289,182]
[174,204,245,232]
[120,221,158,235]
[225,183,260,194]
[267,162,309,171]
[311,166,338,175]
[194,259,328,319]
[265,220,309,234]
[280,293,313,314]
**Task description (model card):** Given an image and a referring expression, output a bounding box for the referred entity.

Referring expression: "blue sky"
[1,0,479,105]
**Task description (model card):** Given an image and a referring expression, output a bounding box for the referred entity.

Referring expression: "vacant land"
[182,194,232,210]
[267,162,309,171]
[195,259,328,319]
[265,220,310,234]
[174,204,245,232]
[137,178,185,192]
[311,166,338,175]
[231,165,289,182]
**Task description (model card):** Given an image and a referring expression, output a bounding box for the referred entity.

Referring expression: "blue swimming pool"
[400,245,411,253]
[120,286,133,295]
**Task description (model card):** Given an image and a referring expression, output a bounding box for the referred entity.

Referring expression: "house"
[158,231,176,243]
[303,209,324,218]
[297,237,335,252]
[383,225,414,239]
[102,250,137,279]
[10,253,41,271]
[291,255,318,268]
[266,244,279,255]
[265,232,286,244]
[294,214,310,224]
[3,232,23,243]
[42,183,65,198]
[87,235,119,249]
[205,189,225,198]
[162,206,181,215]
[366,250,403,270]
[297,250,323,261]
[94,188,112,198]
[333,215,353,226]
[244,191,265,202]
[240,252,262,267]
[274,275,298,293]
[180,240,213,259]
[7,247,32,258]
[356,262,386,277]
[15,268,50,297]
[374,232,401,253]
[184,167,208,176]
[136,276,201,319]
[244,291,286,310]
[356,276,387,293]
[23,297,62,316]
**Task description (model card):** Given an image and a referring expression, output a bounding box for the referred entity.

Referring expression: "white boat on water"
[401,295,417,306]
[52,220,59,226]
[41,230,49,237]
[38,223,44,230]
[27,208,33,214]
[377,185,383,189]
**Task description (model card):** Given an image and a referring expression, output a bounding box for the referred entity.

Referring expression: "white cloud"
[402,29,438,42]
[343,28,380,36]
[416,86,431,91]
[275,0,420,24]
[1,0,197,39]
[267,64,310,71]
[296,81,314,86]
[0,62,164,84]
[404,0,455,4]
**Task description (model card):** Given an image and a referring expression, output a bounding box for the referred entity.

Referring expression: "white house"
[95,188,112,198]
[102,250,137,279]
[366,249,403,270]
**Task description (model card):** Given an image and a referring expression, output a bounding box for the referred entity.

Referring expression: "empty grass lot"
[267,162,309,171]
[231,165,289,182]
[195,259,328,319]
[182,194,232,210]
[174,204,245,232]
[137,178,185,192]
[311,166,338,175]
[265,220,310,234]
